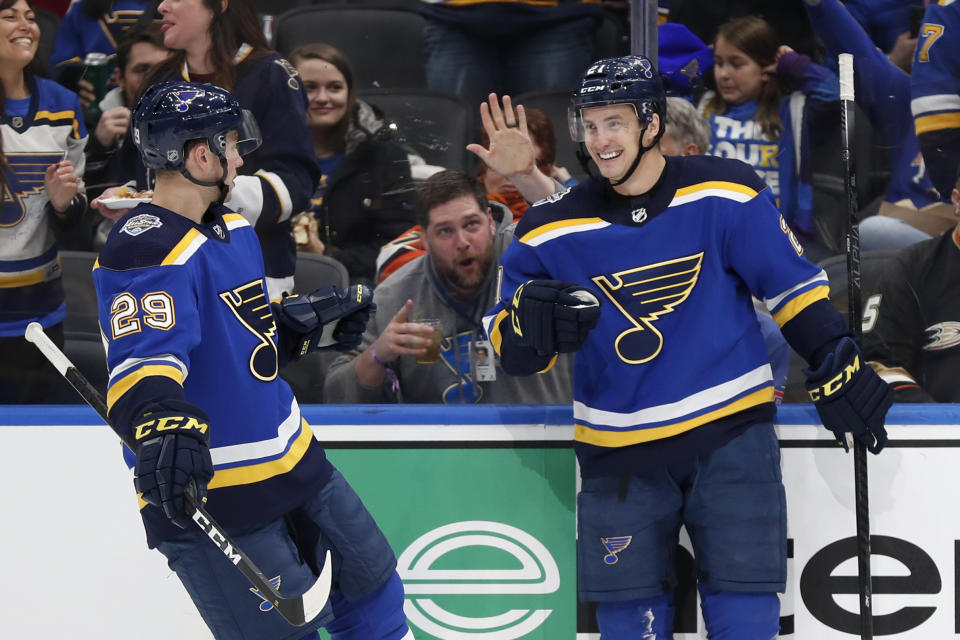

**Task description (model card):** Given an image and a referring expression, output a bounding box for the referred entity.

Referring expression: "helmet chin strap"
[610,123,657,187]
[179,155,230,205]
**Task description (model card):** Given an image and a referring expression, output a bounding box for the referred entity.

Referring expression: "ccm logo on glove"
[134,413,210,441]
[807,355,861,402]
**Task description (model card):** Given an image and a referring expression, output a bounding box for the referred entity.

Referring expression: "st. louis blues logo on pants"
[592,253,703,365]
[601,536,633,565]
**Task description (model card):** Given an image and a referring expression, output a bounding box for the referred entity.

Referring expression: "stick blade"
[277,549,333,626]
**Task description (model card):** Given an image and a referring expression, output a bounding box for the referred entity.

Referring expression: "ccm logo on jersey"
[133,414,209,441]
[807,355,861,401]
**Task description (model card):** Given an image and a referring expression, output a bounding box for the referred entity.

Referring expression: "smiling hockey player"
[484,55,893,639]
[93,81,412,640]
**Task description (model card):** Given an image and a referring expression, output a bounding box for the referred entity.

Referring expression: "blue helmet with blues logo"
[131,81,261,171]
[569,55,667,142]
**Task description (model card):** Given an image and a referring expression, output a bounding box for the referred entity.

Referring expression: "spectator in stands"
[420,0,603,113]
[911,0,960,206]
[49,0,154,103]
[667,0,821,60]
[325,169,572,404]
[91,0,318,301]
[863,164,960,403]
[803,0,951,253]
[842,0,922,73]
[374,98,568,283]
[63,25,166,251]
[0,0,88,402]
[287,42,416,285]
[660,96,712,157]
[702,15,839,260]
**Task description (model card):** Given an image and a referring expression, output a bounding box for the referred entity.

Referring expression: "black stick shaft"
[840,53,873,640]
[23,322,330,626]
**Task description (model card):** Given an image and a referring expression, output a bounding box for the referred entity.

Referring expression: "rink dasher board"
[1,404,959,639]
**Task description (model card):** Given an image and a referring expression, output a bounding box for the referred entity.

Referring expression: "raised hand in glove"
[133,400,214,529]
[509,280,601,356]
[274,284,375,361]
[805,337,893,454]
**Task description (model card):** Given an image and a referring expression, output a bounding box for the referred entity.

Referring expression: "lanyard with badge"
[428,267,496,382]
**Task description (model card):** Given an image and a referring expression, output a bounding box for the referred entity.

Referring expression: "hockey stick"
[838,53,873,640]
[24,321,332,628]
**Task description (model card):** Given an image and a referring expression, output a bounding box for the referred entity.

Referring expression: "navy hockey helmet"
[131,81,261,171]
[568,55,667,143]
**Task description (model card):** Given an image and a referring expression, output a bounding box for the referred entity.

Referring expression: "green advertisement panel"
[322,447,577,639]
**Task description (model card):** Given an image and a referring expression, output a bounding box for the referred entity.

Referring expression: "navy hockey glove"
[509,280,601,356]
[132,401,214,529]
[804,337,893,454]
[274,284,376,360]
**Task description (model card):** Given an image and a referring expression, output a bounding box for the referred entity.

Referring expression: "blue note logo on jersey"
[592,253,703,365]
[121,213,163,237]
[250,575,282,612]
[601,536,632,565]
[2,153,64,226]
[100,10,161,47]
[439,331,482,404]
[219,279,279,382]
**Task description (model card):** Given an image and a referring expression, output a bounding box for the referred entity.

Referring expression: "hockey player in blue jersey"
[483,56,893,639]
[93,82,412,640]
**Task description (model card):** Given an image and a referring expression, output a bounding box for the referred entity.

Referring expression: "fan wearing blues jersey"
[483,55,892,639]
[93,81,412,640]
[0,0,88,403]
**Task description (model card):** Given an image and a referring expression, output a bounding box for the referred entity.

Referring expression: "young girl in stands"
[702,16,838,255]
[92,0,318,301]
[288,42,415,284]
[0,0,88,401]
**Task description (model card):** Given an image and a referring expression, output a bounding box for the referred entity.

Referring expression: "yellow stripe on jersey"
[488,309,509,355]
[222,213,249,228]
[538,353,559,374]
[161,228,205,266]
[207,419,314,489]
[914,112,960,135]
[35,109,76,122]
[574,386,774,447]
[670,180,759,205]
[519,217,608,245]
[772,284,830,326]
[0,266,50,288]
[106,363,185,410]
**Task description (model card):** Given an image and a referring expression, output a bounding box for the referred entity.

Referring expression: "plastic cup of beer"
[415,319,443,364]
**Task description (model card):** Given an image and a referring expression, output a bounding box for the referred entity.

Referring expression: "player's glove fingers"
[157,435,214,529]
[805,337,892,455]
[133,437,163,506]
[330,308,372,351]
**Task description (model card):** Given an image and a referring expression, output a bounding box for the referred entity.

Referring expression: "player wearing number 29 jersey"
[94,203,332,548]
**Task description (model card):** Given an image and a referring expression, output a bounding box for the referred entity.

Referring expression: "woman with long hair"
[702,16,839,254]
[94,0,318,300]
[288,42,415,283]
[0,0,88,402]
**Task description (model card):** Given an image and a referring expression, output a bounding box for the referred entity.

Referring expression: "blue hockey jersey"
[805,0,937,208]
[911,0,960,200]
[50,1,154,70]
[94,203,332,547]
[484,155,831,476]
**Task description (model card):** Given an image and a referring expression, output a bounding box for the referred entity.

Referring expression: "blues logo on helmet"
[568,55,667,142]
[131,81,262,171]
